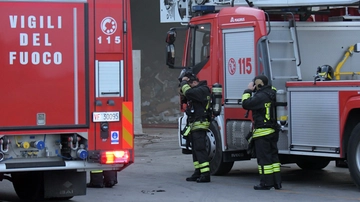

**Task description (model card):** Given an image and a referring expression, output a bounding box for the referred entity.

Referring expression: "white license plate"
[93,112,120,122]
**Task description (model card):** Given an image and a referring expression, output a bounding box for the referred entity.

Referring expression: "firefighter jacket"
[242,85,277,138]
[180,80,211,131]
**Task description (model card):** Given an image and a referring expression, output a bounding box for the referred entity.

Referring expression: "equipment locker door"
[223,27,256,105]
[0,0,89,130]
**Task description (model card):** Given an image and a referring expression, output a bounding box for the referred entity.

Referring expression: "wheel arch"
[342,108,360,159]
[208,119,234,175]
[346,121,360,188]
[213,115,226,152]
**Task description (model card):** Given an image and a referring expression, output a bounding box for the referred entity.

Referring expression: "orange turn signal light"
[100,150,129,164]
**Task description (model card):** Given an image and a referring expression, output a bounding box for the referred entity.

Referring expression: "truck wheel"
[296,157,330,170]
[12,171,44,200]
[207,121,234,175]
[347,122,360,188]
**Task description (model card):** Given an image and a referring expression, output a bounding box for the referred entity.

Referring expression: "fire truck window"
[201,33,210,61]
[187,23,211,66]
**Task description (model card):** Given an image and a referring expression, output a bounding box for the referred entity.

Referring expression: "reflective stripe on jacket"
[180,80,211,129]
[242,85,277,138]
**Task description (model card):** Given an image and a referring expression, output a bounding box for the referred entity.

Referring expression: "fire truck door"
[94,60,126,149]
[223,27,256,105]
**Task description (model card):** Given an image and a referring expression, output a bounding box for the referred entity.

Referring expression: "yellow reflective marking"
[122,102,133,148]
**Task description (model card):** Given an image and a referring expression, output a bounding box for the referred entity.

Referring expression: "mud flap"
[44,170,86,198]
[103,170,118,184]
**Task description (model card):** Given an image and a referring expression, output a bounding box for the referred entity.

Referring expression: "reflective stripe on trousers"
[90,170,103,174]
[253,128,275,138]
[191,121,210,131]
[258,163,280,174]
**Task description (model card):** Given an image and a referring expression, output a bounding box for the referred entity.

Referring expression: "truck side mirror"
[165,30,176,44]
[166,44,175,67]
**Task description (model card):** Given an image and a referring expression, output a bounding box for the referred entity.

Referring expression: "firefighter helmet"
[178,68,198,82]
[253,75,269,87]
[185,72,198,82]
[315,65,334,81]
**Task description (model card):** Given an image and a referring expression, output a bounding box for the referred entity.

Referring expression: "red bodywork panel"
[0,2,87,128]
[286,81,360,87]
[0,0,134,163]
[189,7,266,90]
[94,0,124,53]
[287,81,360,156]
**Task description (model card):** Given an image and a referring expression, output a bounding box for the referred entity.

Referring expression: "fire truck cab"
[162,0,360,189]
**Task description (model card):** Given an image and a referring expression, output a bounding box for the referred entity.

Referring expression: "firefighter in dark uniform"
[242,75,282,190]
[87,170,118,188]
[180,73,211,183]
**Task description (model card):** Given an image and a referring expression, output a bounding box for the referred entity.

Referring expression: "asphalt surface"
[0,127,359,202]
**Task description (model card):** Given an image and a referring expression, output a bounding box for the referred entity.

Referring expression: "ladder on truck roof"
[160,0,360,23]
[266,15,302,81]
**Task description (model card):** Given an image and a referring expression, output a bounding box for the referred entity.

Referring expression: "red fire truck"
[162,0,360,189]
[0,0,134,200]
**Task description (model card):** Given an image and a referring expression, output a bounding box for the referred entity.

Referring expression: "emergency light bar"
[193,5,216,13]
[100,150,130,164]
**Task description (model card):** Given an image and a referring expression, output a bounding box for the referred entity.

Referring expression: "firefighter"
[179,73,211,183]
[87,170,118,188]
[242,75,282,190]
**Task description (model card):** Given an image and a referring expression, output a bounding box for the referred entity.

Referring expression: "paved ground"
[0,127,359,202]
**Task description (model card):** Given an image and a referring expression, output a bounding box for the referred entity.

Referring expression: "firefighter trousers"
[254,132,282,187]
[190,129,210,175]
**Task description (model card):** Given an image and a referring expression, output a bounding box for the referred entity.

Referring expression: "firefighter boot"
[87,172,104,188]
[274,183,282,190]
[253,183,272,190]
[186,169,200,182]
[103,170,117,188]
[114,171,118,185]
[273,172,282,190]
[196,173,210,183]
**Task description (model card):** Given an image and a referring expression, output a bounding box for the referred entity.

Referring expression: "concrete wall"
[132,50,144,134]
[131,0,183,126]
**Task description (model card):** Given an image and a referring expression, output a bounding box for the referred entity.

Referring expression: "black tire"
[12,171,44,201]
[296,157,330,170]
[207,121,234,175]
[347,123,360,188]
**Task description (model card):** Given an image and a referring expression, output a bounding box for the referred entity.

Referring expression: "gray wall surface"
[131,0,183,125]
[133,50,144,134]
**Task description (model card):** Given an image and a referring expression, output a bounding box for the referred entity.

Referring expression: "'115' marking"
[238,57,252,74]
[97,36,121,44]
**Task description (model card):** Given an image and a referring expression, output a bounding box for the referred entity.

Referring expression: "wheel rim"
[356,142,360,172]
[205,129,216,160]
